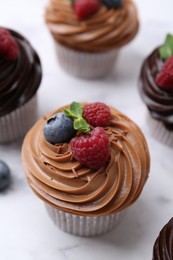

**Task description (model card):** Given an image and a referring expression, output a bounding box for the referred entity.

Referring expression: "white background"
[0,0,173,259]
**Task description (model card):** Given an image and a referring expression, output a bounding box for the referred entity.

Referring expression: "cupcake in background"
[152,218,173,259]
[0,27,42,143]
[22,101,150,237]
[139,34,173,147]
[45,0,139,78]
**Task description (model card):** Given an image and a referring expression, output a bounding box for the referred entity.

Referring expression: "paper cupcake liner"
[45,203,122,237]
[147,112,173,147]
[0,95,37,143]
[55,43,119,79]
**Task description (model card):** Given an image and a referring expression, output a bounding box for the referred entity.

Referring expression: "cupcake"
[139,34,173,147]
[0,27,42,143]
[152,218,173,259]
[22,102,150,236]
[45,0,139,78]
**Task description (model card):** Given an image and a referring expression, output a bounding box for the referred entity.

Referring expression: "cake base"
[45,203,122,237]
[147,112,173,147]
[55,43,119,79]
[0,95,37,143]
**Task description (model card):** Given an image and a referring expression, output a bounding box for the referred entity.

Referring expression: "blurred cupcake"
[139,34,173,147]
[152,218,173,259]
[22,101,150,237]
[0,27,42,143]
[45,0,139,78]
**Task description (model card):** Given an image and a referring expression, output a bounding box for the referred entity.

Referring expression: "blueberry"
[0,160,11,191]
[44,112,76,144]
[101,0,123,8]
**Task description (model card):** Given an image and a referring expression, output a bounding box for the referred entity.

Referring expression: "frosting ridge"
[22,105,150,216]
[153,218,173,260]
[45,0,139,52]
[139,48,173,130]
[0,28,42,117]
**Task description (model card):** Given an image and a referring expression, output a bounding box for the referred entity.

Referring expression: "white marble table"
[0,0,173,259]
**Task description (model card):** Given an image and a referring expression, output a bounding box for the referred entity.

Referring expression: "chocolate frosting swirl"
[45,0,139,52]
[139,48,173,130]
[153,218,173,260]
[22,104,150,216]
[0,28,42,117]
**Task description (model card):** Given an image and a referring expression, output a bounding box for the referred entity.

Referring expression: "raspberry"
[73,0,100,20]
[83,102,111,127]
[0,28,19,60]
[70,127,110,170]
[155,56,173,91]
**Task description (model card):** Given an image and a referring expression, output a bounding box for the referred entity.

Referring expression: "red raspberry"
[155,56,173,91]
[73,0,100,20]
[70,127,110,170]
[83,102,111,127]
[0,28,19,60]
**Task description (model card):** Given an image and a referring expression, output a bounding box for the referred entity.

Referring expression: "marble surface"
[0,0,173,259]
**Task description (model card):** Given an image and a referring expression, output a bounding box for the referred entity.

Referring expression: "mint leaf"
[74,118,90,133]
[63,102,91,133]
[159,46,172,60]
[70,102,82,117]
[165,34,173,50]
[159,34,173,60]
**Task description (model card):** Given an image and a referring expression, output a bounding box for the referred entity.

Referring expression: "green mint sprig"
[64,102,90,133]
[159,34,173,60]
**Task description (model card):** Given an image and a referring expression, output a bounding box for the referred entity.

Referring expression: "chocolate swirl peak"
[139,48,173,131]
[22,104,150,216]
[0,28,42,117]
[45,0,139,52]
[153,218,173,260]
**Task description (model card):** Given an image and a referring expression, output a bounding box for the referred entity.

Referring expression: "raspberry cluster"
[44,102,112,170]
[0,28,19,60]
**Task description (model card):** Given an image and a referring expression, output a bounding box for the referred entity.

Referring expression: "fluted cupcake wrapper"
[0,95,37,143]
[147,112,173,147]
[55,43,119,79]
[45,203,122,237]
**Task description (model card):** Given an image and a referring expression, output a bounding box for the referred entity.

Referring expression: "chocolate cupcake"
[0,27,42,143]
[153,218,173,259]
[139,34,173,146]
[22,102,150,236]
[45,0,139,78]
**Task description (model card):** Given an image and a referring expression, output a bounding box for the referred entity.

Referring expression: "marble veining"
[0,0,173,259]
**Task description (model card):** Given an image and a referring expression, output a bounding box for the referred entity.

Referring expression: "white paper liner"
[55,43,119,79]
[45,203,122,237]
[147,112,173,147]
[0,95,37,143]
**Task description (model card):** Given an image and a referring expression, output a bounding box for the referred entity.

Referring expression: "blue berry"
[44,112,76,144]
[101,0,122,8]
[0,160,11,191]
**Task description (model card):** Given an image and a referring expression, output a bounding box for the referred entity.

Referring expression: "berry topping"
[44,112,76,144]
[83,102,111,127]
[0,28,19,60]
[73,0,100,20]
[101,0,122,9]
[0,160,11,191]
[155,56,173,91]
[70,127,110,170]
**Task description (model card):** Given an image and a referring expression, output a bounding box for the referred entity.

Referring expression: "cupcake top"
[153,218,173,260]
[45,0,139,52]
[139,34,173,130]
[22,102,150,216]
[0,28,42,117]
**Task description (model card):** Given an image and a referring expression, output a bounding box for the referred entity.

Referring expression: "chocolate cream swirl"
[139,48,173,130]
[0,28,42,117]
[153,218,173,260]
[45,0,139,52]
[22,105,150,216]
